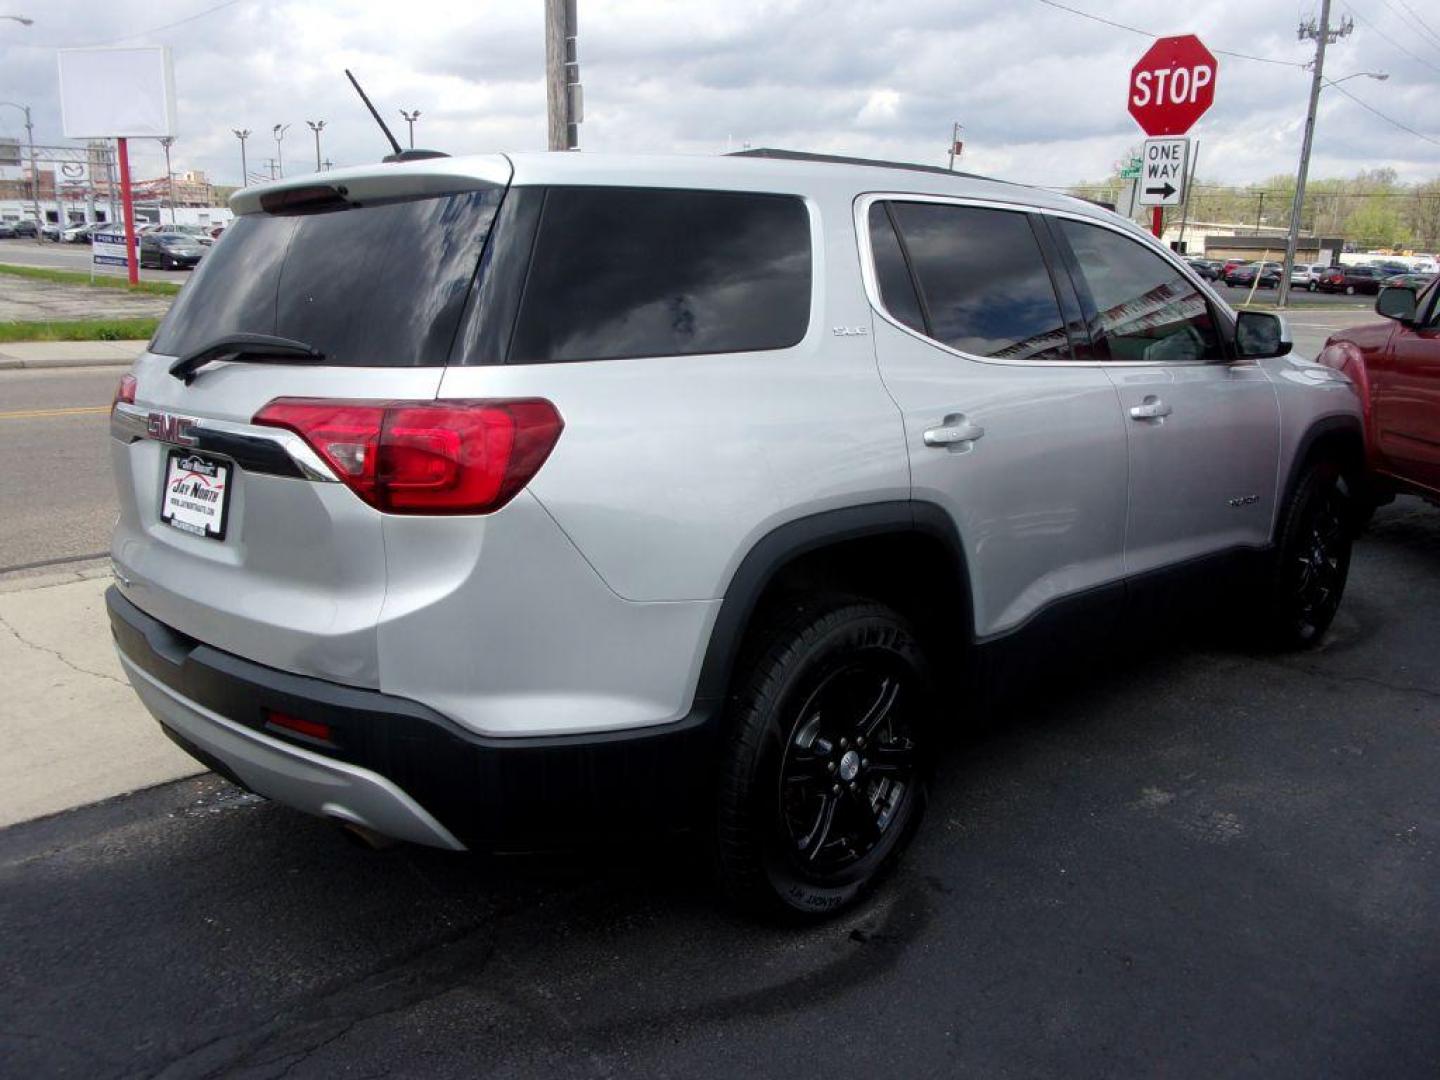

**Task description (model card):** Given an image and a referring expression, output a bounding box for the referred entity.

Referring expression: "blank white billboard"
[57,47,176,138]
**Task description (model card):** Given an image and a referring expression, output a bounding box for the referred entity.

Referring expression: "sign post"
[1126,35,1217,238]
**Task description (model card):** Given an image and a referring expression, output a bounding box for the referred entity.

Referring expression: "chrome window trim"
[110,401,339,483]
[853,191,1237,369]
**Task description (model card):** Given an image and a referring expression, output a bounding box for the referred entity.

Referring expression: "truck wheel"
[1345,284,1356,295]
[1255,460,1357,649]
[714,599,932,918]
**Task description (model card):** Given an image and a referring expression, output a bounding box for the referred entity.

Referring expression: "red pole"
[117,137,139,286]
[1151,205,1164,241]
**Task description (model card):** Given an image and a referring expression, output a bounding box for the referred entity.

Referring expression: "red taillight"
[253,398,564,515]
[112,373,137,410]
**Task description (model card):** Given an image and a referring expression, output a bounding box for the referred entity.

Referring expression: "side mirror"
[1234,309,1292,359]
[1376,286,1417,324]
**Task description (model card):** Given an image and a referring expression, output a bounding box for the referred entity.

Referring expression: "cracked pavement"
[1,499,1437,1079]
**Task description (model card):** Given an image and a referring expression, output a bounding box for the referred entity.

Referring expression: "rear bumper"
[108,587,718,849]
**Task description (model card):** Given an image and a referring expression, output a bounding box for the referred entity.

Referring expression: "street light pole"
[0,101,41,243]
[233,129,250,186]
[272,123,290,178]
[1277,0,1352,307]
[306,120,325,171]
[159,136,176,226]
[399,109,420,149]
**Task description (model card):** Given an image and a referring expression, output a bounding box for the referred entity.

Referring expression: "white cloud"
[0,0,1434,189]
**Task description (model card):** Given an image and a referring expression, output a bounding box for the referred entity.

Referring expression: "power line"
[1033,0,1308,67]
[1324,79,1440,147]
[1380,0,1440,54]
[13,0,249,49]
[1340,2,1440,75]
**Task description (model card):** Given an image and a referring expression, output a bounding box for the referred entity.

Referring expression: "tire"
[1345,285,1356,295]
[1308,281,1317,292]
[714,598,932,919]
[1254,460,1357,649]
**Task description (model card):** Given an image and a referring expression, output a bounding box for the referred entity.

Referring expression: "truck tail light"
[253,398,564,515]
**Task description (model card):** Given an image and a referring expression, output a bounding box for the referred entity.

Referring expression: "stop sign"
[1128,35,1218,136]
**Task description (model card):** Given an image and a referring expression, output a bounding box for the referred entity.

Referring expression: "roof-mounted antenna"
[345,69,403,157]
[344,69,449,163]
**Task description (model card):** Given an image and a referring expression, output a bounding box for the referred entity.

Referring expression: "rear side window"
[507,187,811,364]
[885,201,1073,363]
[866,203,926,334]
[150,188,503,366]
[1057,219,1223,364]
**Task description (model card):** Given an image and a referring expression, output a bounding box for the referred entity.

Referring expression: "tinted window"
[151,188,503,366]
[1058,219,1223,364]
[889,202,1072,362]
[509,187,811,364]
[867,202,925,333]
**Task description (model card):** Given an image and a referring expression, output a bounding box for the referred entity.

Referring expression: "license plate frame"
[160,449,233,541]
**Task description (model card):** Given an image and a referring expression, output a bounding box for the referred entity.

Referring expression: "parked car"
[41,222,64,241]
[1292,263,1332,292]
[0,222,16,239]
[1317,280,1440,512]
[107,151,1363,917]
[1185,257,1219,281]
[1370,260,1410,276]
[1320,265,1385,295]
[9,218,38,238]
[1381,272,1435,291]
[167,223,216,247]
[1225,261,1283,288]
[138,232,206,270]
[62,222,106,244]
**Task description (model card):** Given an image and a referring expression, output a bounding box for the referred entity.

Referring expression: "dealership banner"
[92,232,129,268]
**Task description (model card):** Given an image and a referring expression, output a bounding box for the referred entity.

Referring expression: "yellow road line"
[0,404,110,420]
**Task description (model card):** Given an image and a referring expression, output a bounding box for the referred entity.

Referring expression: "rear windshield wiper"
[170,333,325,384]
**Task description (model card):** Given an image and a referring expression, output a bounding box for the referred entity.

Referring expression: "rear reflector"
[263,708,332,743]
[112,374,137,410]
[253,398,564,515]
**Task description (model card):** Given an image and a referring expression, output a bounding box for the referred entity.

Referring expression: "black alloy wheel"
[715,599,932,918]
[1256,460,1356,648]
[777,655,919,875]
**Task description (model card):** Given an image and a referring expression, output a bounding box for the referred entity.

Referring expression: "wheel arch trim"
[691,501,973,707]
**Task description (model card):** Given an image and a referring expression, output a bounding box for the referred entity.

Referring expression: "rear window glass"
[507,187,811,364]
[150,187,503,366]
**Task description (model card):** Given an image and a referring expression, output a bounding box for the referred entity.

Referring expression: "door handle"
[1129,396,1173,420]
[923,414,985,448]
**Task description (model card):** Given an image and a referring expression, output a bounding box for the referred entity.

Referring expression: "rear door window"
[150,187,504,366]
[884,201,1074,362]
[1056,218,1224,365]
[506,187,811,364]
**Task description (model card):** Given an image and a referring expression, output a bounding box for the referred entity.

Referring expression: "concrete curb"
[0,339,148,371]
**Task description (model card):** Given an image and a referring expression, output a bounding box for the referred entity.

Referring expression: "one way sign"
[1138,137,1189,206]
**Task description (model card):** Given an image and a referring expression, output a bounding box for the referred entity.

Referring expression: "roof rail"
[727,147,1004,184]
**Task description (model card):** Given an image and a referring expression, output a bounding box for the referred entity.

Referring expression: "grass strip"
[0,262,181,296]
[0,318,159,343]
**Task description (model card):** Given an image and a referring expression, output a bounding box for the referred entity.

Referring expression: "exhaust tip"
[334,819,401,851]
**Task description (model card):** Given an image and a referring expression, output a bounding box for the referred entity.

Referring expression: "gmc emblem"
[146,411,199,447]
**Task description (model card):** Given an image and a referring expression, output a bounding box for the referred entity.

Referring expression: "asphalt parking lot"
[2,497,1436,1079]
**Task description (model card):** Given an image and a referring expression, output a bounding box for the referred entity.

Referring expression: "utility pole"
[272,123,290,178]
[545,0,581,150]
[1277,0,1352,307]
[399,109,420,149]
[947,122,963,171]
[306,119,325,171]
[0,102,42,242]
[1254,191,1265,235]
[159,136,176,226]
[266,158,278,181]
[233,129,250,187]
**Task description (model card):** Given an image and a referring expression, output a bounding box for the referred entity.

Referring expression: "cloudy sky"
[2,0,1437,191]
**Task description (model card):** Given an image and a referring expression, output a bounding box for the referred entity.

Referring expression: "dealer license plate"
[161,450,232,540]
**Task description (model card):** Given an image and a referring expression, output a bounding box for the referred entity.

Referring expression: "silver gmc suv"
[108,149,1364,917]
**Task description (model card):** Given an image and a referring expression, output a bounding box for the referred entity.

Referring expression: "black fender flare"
[1276,414,1365,534]
[690,500,973,710]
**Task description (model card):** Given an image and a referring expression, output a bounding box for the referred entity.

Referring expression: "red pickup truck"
[1316,281,1440,509]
